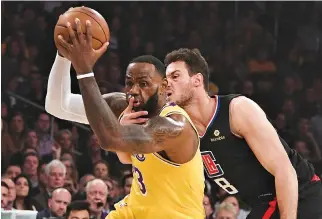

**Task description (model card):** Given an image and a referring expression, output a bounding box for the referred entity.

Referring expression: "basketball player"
[45,19,205,219]
[161,48,322,219]
[120,48,322,219]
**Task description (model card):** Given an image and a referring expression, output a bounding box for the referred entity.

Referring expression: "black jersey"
[200,94,317,206]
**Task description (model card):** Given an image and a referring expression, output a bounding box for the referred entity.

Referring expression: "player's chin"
[168,95,178,104]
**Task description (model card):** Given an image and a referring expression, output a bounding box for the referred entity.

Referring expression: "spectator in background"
[23,130,39,152]
[121,174,133,197]
[241,80,254,98]
[79,133,119,177]
[215,202,237,219]
[33,159,66,211]
[221,195,250,219]
[3,164,22,180]
[1,181,9,209]
[1,118,16,171]
[300,88,319,118]
[296,117,322,161]
[22,152,39,189]
[273,112,293,144]
[8,112,26,152]
[35,112,53,157]
[56,129,74,154]
[93,160,110,179]
[281,98,298,127]
[1,177,16,210]
[36,188,71,219]
[73,174,95,201]
[31,160,48,196]
[13,174,36,210]
[204,194,215,219]
[65,200,91,219]
[61,157,79,195]
[86,179,109,219]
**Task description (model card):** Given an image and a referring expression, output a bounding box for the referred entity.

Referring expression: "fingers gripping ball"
[54,6,110,50]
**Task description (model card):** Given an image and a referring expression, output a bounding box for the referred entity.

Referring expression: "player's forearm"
[275,166,298,219]
[78,76,130,149]
[45,53,90,124]
[45,53,72,113]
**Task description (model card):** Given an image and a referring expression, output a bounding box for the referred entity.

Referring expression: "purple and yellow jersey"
[125,103,205,219]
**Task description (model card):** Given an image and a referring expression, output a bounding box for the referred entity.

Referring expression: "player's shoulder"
[102,92,127,118]
[160,102,185,115]
[229,95,266,123]
[159,102,191,123]
[229,96,262,113]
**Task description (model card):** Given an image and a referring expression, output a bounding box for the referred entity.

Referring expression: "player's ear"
[192,73,203,88]
[160,78,168,92]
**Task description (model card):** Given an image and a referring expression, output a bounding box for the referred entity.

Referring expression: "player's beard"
[173,82,194,108]
[133,88,160,117]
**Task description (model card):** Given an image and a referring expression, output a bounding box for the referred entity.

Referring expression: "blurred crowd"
[1,1,322,219]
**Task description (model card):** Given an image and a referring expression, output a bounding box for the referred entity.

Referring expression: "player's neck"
[183,90,217,135]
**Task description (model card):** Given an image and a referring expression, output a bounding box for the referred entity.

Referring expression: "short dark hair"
[66,201,90,218]
[164,48,209,91]
[1,181,9,190]
[22,152,39,165]
[121,173,133,187]
[130,55,166,77]
[93,160,109,170]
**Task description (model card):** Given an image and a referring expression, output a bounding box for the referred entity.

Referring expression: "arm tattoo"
[121,116,184,153]
[78,78,185,153]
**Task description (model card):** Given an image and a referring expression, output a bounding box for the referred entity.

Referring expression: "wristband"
[77,73,94,80]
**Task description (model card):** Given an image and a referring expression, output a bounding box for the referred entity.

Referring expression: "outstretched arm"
[45,53,92,124]
[230,96,298,219]
[45,53,130,163]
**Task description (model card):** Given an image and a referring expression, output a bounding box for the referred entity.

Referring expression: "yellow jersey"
[126,103,205,219]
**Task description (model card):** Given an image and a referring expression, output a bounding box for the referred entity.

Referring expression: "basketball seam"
[64,10,108,41]
[56,25,103,43]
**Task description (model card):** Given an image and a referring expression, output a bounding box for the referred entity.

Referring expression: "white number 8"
[214,177,238,194]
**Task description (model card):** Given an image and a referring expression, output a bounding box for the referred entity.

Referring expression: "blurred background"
[1,1,322,219]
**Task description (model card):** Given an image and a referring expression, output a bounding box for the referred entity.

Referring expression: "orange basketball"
[54,6,110,50]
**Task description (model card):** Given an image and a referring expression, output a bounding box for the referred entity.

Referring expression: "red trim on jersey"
[312,174,321,182]
[199,96,219,138]
[262,198,277,219]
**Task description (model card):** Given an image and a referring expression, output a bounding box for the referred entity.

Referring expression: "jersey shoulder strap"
[159,102,199,137]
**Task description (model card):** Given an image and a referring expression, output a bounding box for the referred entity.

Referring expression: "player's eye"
[172,75,179,79]
[139,82,147,87]
[126,81,133,87]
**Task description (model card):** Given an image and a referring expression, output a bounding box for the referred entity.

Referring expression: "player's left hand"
[57,18,109,75]
[120,97,149,125]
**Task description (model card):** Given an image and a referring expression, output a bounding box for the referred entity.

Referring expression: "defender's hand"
[57,18,109,75]
[120,97,149,125]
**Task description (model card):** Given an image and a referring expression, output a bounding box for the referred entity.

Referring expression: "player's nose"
[129,84,140,95]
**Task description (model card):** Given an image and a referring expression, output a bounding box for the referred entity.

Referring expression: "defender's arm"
[230,96,298,219]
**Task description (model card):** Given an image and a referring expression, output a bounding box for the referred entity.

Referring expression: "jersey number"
[133,166,147,195]
[201,151,238,194]
[214,177,238,194]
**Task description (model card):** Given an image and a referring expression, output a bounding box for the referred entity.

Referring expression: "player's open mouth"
[166,91,173,97]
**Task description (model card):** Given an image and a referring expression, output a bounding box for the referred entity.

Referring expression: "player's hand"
[57,18,109,75]
[120,97,149,125]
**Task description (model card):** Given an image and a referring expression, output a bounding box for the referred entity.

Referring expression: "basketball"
[54,6,110,50]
